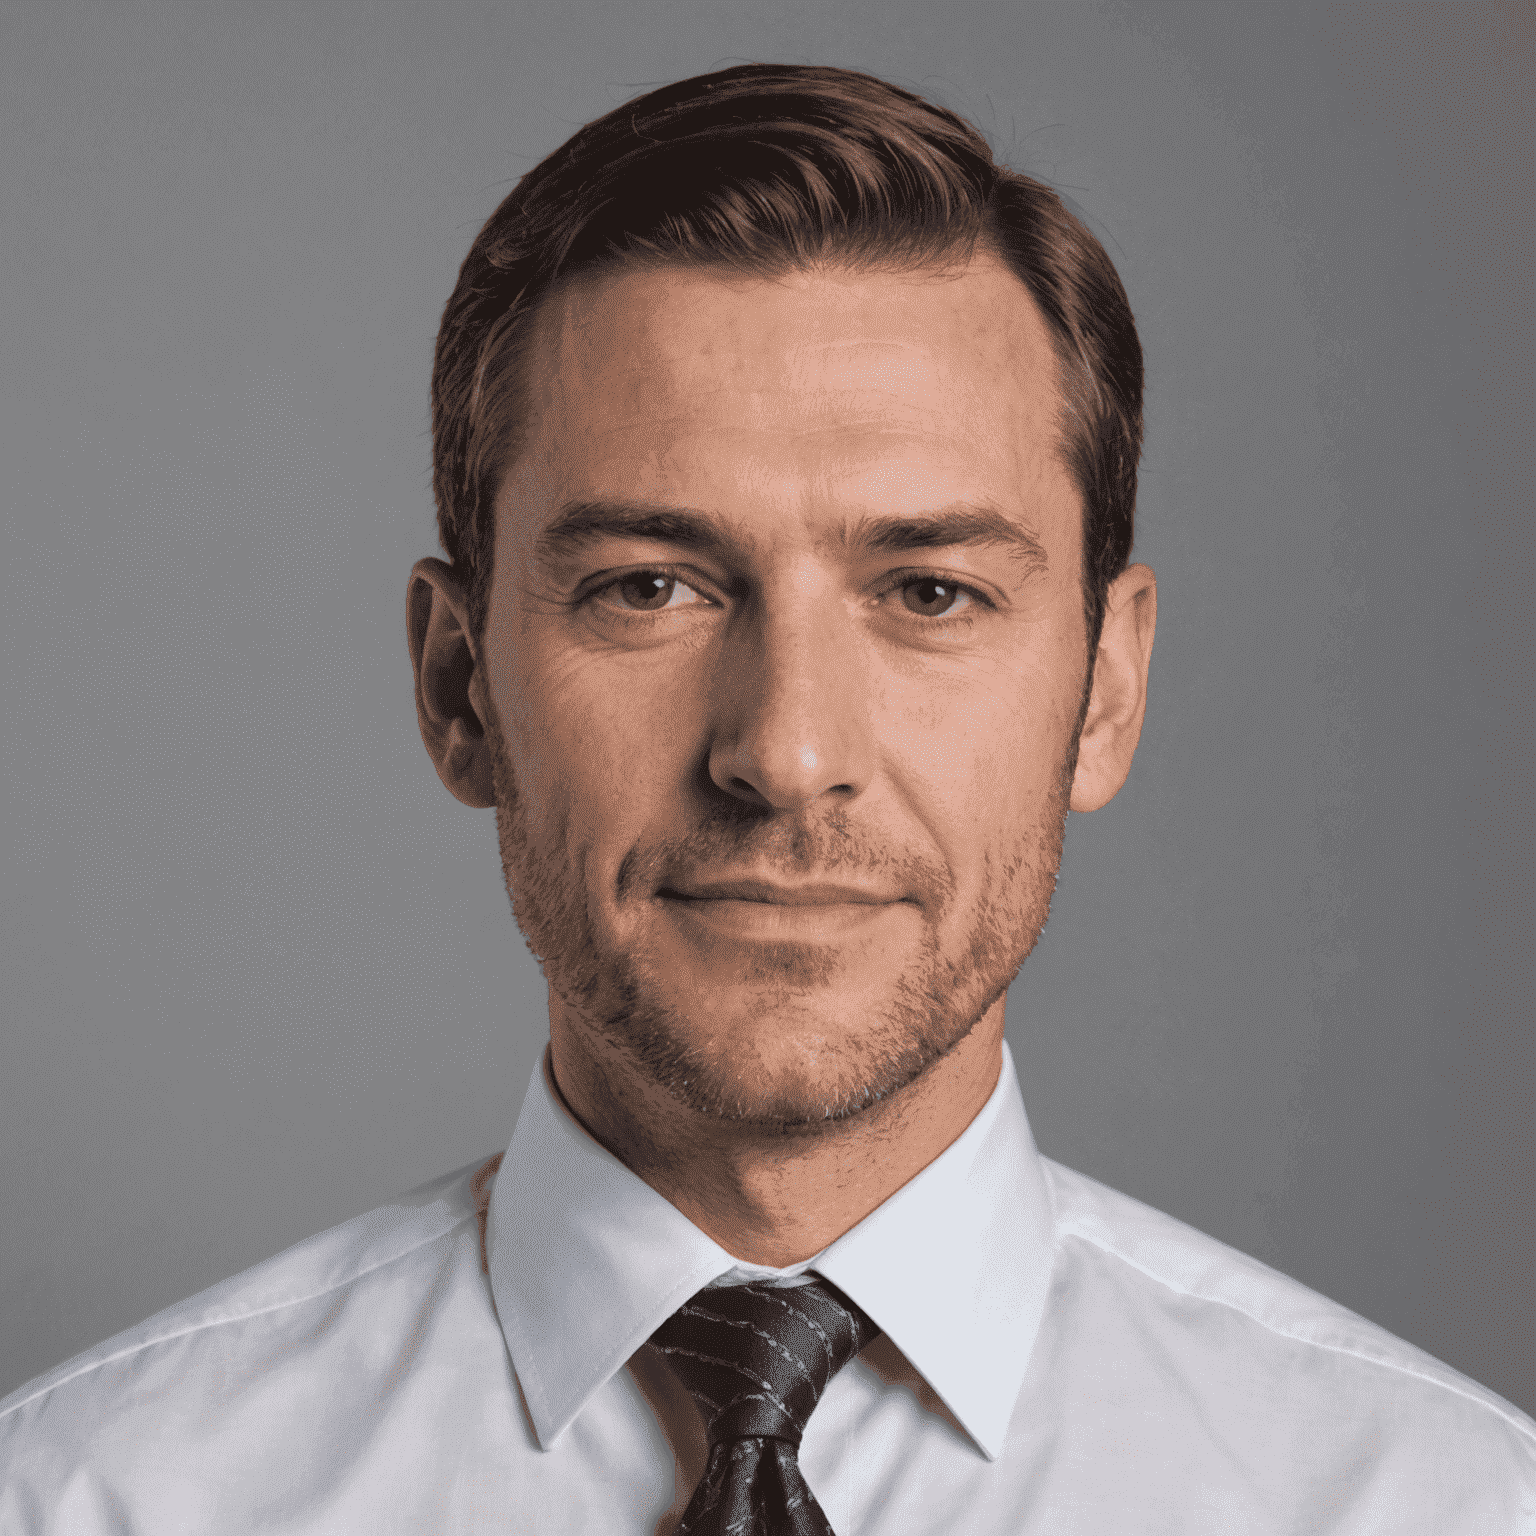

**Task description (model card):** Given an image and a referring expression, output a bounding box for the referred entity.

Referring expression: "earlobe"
[1069,564,1157,814]
[406,557,497,809]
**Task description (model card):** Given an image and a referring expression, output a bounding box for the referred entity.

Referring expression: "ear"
[406,557,497,809]
[1070,564,1158,813]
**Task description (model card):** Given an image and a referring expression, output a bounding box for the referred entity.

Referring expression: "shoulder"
[1040,1157,1536,1521]
[0,1158,494,1521]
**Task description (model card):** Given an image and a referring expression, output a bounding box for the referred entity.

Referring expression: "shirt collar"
[486,1041,1055,1461]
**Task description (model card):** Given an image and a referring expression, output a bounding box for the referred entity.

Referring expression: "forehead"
[507,254,1072,540]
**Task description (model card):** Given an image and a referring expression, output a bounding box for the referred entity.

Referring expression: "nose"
[706,592,875,811]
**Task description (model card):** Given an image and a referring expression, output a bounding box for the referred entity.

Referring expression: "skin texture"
[408,254,1156,1265]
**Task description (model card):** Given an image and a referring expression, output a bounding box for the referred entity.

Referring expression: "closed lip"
[659,879,903,906]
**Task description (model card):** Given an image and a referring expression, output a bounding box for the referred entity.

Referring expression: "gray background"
[2,0,1531,1416]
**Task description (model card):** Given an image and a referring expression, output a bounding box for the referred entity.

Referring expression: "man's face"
[478,254,1092,1127]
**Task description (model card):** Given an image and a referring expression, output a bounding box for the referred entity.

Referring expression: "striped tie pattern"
[649,1279,880,1535]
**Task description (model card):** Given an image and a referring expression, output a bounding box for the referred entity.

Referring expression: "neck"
[546,1001,1007,1268]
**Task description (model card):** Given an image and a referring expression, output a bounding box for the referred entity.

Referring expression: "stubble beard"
[484,698,1080,1132]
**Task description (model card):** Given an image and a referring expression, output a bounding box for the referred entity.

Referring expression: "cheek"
[495,633,706,845]
[875,671,1078,920]
[887,652,1076,809]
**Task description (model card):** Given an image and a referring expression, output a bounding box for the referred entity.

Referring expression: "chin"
[548,868,1042,1132]
[590,965,988,1130]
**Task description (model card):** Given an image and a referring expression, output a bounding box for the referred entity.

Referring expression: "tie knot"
[650,1279,879,1448]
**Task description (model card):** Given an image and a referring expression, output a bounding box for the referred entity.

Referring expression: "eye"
[600,571,704,611]
[898,576,971,618]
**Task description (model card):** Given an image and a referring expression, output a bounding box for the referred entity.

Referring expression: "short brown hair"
[431,63,1142,650]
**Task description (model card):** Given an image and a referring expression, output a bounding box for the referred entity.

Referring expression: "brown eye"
[614,572,678,610]
[900,577,968,617]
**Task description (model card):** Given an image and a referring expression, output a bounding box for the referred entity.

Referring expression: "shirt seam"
[1061,1228,1536,1453]
[0,1211,479,1426]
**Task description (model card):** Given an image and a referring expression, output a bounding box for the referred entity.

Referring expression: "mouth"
[655,877,913,941]
[657,879,902,907]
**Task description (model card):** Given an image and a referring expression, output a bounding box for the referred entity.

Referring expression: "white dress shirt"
[2,1044,1532,1532]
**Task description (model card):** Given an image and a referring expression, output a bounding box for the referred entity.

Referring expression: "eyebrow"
[857,506,1048,572]
[535,501,732,563]
[535,498,1048,572]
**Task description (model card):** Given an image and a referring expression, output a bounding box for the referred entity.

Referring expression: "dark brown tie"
[648,1279,880,1535]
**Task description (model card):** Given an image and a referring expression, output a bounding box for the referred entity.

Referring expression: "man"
[1,62,1530,1534]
